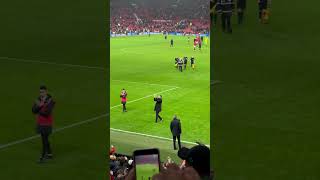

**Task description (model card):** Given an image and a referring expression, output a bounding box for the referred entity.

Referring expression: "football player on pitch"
[120,88,127,112]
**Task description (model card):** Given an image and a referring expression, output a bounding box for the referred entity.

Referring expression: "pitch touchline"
[111,128,210,147]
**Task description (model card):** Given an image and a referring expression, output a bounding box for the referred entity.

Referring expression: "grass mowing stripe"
[111,128,210,147]
[0,56,106,70]
[0,114,108,150]
[111,79,178,88]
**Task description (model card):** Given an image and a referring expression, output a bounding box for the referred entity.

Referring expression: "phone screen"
[134,150,160,180]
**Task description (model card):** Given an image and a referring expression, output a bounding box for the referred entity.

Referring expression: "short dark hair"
[40,85,47,90]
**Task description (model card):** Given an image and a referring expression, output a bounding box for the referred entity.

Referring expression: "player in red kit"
[32,85,55,163]
[120,88,127,112]
[193,38,198,50]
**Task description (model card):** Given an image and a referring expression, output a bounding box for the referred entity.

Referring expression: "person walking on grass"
[154,95,163,123]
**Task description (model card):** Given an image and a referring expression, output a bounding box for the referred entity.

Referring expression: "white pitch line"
[0,114,108,150]
[110,86,179,110]
[111,79,178,88]
[111,128,210,147]
[0,56,107,70]
[0,87,179,150]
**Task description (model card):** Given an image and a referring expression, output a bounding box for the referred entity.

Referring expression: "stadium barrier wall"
[110,32,209,37]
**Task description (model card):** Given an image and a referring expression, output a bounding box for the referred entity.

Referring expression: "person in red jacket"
[120,88,127,112]
[32,85,55,163]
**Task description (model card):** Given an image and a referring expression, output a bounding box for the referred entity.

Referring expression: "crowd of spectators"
[110,0,209,34]
[109,143,213,180]
[109,145,134,180]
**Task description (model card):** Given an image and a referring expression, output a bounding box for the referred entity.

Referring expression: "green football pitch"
[110,35,210,162]
[0,0,108,179]
[213,0,320,179]
[135,163,159,180]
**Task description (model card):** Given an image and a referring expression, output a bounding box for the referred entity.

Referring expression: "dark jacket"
[217,0,235,14]
[237,0,246,9]
[32,95,55,126]
[154,97,162,112]
[170,118,181,136]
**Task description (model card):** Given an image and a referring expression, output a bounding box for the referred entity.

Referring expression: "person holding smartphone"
[32,85,55,163]
[120,88,127,112]
[154,95,163,123]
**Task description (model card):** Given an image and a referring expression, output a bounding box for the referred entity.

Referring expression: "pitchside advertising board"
[110,32,210,37]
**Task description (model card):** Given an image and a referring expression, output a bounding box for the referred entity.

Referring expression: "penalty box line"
[0,87,179,150]
[110,86,179,110]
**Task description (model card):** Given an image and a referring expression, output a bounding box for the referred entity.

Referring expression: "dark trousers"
[178,65,182,72]
[122,102,126,112]
[214,14,218,26]
[38,126,52,158]
[155,111,162,122]
[173,135,181,150]
[221,13,232,33]
[259,3,267,20]
[238,9,244,24]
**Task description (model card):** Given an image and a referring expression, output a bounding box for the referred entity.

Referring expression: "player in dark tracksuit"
[170,39,174,47]
[237,0,246,24]
[217,0,235,33]
[154,95,163,123]
[178,58,183,72]
[32,85,55,163]
[175,57,179,69]
[190,57,195,70]
[170,115,182,150]
[258,0,268,22]
[183,57,188,70]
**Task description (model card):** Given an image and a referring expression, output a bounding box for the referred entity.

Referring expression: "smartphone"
[133,148,160,180]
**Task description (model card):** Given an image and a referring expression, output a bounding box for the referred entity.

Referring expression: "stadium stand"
[110,0,209,34]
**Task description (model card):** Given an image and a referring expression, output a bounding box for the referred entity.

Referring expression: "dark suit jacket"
[170,118,181,136]
[154,97,162,112]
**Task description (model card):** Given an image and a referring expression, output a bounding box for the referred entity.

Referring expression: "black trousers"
[38,126,52,158]
[178,65,182,72]
[221,13,232,33]
[155,111,162,122]
[173,135,181,150]
[122,102,126,111]
[238,9,245,24]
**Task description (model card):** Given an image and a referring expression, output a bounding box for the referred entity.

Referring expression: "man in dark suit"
[154,95,162,122]
[170,115,182,150]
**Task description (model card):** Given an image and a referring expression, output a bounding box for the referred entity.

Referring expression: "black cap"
[178,144,210,177]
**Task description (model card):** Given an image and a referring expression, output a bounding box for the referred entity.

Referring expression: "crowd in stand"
[109,146,134,180]
[110,0,209,34]
[109,143,213,180]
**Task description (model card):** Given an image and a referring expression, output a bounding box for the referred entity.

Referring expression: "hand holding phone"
[133,148,160,180]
